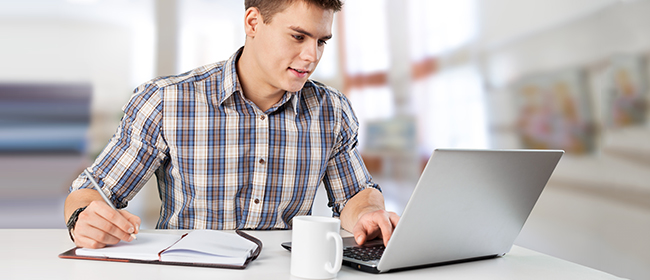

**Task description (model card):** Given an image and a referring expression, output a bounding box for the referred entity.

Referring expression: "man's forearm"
[339,188,386,232]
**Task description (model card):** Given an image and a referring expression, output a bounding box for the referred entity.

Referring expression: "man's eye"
[292,35,304,41]
[318,40,327,46]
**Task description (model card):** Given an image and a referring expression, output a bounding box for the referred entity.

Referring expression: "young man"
[64,0,399,249]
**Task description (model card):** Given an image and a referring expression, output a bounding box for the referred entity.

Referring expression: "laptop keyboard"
[343,245,385,261]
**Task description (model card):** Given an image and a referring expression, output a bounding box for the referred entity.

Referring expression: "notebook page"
[160,230,257,265]
[160,250,249,265]
[75,232,183,260]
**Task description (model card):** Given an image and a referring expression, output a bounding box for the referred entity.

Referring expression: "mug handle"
[325,231,343,274]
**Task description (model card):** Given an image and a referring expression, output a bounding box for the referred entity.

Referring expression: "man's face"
[250,1,334,94]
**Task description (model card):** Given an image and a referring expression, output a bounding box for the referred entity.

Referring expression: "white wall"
[478,0,617,50]
[483,1,650,88]
[0,19,132,110]
[0,0,156,153]
[480,1,650,279]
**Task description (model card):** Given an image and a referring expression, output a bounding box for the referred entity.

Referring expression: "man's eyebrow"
[289,26,332,40]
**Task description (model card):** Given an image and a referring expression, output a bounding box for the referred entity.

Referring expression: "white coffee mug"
[290,216,343,279]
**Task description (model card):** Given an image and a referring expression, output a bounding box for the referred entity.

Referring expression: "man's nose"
[301,40,319,63]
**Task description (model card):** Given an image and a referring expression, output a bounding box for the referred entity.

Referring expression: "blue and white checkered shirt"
[70,48,379,230]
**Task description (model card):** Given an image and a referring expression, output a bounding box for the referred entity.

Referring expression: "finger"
[74,233,107,249]
[353,222,367,245]
[389,212,400,228]
[91,202,136,238]
[376,213,394,247]
[85,202,135,242]
[73,223,120,249]
[76,210,132,244]
[119,210,141,234]
[365,223,382,241]
[82,224,121,245]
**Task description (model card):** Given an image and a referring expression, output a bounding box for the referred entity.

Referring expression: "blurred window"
[406,0,488,155]
[341,0,394,151]
[411,65,489,154]
[407,0,478,59]
[177,0,244,72]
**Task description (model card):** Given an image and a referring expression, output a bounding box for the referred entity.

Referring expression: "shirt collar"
[218,46,300,115]
[218,47,244,107]
[270,91,299,116]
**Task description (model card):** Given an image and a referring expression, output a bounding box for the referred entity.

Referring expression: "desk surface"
[1,229,623,280]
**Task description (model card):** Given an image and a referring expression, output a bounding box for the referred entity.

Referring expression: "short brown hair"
[245,0,343,23]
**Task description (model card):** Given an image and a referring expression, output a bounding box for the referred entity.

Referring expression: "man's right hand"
[66,191,141,249]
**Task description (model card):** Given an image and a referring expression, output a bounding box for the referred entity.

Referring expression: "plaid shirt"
[71,48,378,230]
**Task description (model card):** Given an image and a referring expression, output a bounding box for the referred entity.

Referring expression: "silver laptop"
[283,148,564,273]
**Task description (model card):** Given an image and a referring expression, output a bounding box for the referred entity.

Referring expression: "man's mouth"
[290,67,309,74]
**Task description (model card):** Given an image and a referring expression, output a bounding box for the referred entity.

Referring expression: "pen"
[83,169,137,240]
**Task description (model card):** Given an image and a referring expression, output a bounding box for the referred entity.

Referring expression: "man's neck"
[236,46,286,112]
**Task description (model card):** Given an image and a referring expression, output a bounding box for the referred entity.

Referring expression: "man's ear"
[244,7,262,37]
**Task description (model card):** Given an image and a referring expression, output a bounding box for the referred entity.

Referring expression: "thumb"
[354,230,366,245]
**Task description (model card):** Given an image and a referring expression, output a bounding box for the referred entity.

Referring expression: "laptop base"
[344,254,502,274]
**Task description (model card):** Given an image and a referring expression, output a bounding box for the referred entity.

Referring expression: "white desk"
[1,229,623,280]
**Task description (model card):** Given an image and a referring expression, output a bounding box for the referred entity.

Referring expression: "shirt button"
[254,198,260,204]
[260,115,266,120]
[259,158,265,164]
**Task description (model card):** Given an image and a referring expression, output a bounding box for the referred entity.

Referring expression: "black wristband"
[66,206,87,242]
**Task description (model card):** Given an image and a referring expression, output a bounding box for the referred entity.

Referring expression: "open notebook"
[59,230,262,269]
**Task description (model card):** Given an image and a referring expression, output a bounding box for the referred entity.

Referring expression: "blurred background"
[1,0,649,278]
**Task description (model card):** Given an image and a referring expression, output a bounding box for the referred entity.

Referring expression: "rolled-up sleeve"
[70,82,168,208]
[322,94,380,217]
